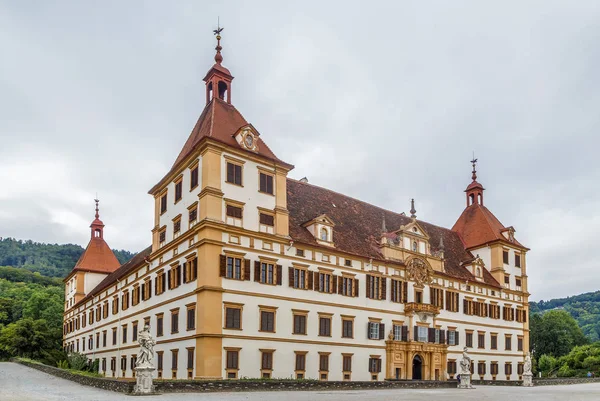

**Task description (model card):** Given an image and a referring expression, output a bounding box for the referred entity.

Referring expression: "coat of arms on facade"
[406,257,433,287]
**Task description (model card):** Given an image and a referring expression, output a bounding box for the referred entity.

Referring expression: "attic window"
[413,227,417,233]
[320,228,329,242]
[476,267,481,277]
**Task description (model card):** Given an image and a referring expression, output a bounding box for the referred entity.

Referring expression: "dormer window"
[320,228,329,242]
[303,214,335,247]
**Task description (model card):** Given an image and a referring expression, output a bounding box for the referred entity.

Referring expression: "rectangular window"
[505,335,512,351]
[445,291,460,312]
[259,173,274,194]
[171,309,179,334]
[226,162,242,186]
[518,336,523,352]
[259,262,276,285]
[168,265,182,289]
[296,249,305,257]
[518,363,524,375]
[317,272,332,293]
[184,257,198,283]
[478,362,486,376]
[342,319,353,339]
[343,355,352,372]
[466,332,473,348]
[225,257,243,280]
[503,250,509,264]
[261,351,273,370]
[291,268,306,289]
[295,353,306,371]
[132,322,138,342]
[293,314,307,335]
[121,356,127,371]
[260,311,275,332]
[504,275,510,284]
[225,307,242,330]
[505,362,512,376]
[226,350,239,369]
[122,325,128,344]
[190,165,199,190]
[448,330,457,346]
[515,254,521,268]
[112,297,119,315]
[112,328,117,345]
[478,333,485,349]
[366,275,385,300]
[160,193,167,214]
[157,314,164,337]
[491,334,498,350]
[173,218,181,234]
[340,276,356,297]
[102,330,107,347]
[319,354,329,372]
[187,306,196,331]
[391,279,408,303]
[171,350,178,371]
[187,348,194,370]
[447,361,457,375]
[319,316,332,337]
[491,362,499,375]
[174,180,182,202]
[259,213,275,226]
[226,204,243,219]
[417,326,428,342]
[368,358,382,373]
[516,278,522,288]
[430,287,444,307]
[189,207,197,224]
[122,291,130,311]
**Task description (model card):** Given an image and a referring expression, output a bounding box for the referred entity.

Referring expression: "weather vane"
[470,152,478,181]
[213,17,224,36]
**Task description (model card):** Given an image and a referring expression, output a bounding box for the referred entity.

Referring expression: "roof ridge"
[208,97,217,137]
[287,178,456,234]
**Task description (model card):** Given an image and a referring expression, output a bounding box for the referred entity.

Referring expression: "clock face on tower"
[244,133,254,149]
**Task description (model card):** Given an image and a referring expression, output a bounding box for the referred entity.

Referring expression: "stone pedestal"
[458,373,474,389]
[522,372,533,387]
[133,366,156,395]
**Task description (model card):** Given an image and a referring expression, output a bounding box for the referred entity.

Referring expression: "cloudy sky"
[2,1,599,301]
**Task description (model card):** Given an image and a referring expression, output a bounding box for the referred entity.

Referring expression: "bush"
[67,352,88,371]
[557,362,575,377]
[57,360,69,369]
[538,354,557,373]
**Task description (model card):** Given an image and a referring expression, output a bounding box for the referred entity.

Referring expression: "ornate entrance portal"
[412,355,423,380]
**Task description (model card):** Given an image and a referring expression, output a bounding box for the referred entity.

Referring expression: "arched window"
[477,193,482,205]
[476,267,481,277]
[469,193,475,205]
[320,227,329,242]
[412,241,418,252]
[94,229,101,238]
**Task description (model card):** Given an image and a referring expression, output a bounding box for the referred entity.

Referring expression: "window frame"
[224,303,243,330]
[258,171,274,195]
[259,307,277,333]
[226,161,243,186]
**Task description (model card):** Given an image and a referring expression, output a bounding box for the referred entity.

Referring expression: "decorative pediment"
[471,254,485,281]
[397,221,430,240]
[234,124,260,153]
[302,214,335,246]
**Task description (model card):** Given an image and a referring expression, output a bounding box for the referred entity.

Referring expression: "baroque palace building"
[63,32,530,382]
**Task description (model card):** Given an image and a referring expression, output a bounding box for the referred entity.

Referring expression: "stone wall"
[13,359,600,394]
[13,359,133,393]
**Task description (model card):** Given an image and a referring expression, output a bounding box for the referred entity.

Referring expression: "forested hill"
[531,291,600,342]
[0,237,135,278]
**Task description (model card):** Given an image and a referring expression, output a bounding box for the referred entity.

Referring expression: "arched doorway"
[412,355,423,380]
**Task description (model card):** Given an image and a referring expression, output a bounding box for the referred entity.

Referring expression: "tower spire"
[94,197,100,219]
[471,152,478,181]
[213,18,224,65]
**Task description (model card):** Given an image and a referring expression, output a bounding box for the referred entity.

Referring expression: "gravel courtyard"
[1,362,599,401]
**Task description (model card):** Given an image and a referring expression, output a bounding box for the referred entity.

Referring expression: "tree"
[530,310,589,358]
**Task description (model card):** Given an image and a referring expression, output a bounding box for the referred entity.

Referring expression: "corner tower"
[63,199,120,310]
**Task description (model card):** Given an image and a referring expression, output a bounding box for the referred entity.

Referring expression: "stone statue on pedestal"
[458,347,474,389]
[133,324,157,395]
[522,351,533,387]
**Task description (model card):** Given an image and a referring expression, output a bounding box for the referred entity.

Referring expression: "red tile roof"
[149,98,292,194]
[71,237,121,275]
[287,178,500,287]
[77,246,152,306]
[452,203,527,250]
